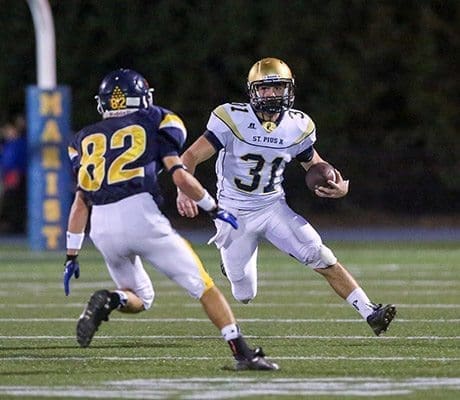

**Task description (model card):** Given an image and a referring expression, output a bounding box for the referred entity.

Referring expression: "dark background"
[1,0,459,226]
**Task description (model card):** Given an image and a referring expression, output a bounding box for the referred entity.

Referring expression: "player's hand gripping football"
[63,255,80,296]
[315,169,349,198]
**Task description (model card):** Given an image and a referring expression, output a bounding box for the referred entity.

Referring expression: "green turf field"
[0,241,459,399]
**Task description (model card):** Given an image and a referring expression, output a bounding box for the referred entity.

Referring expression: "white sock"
[221,324,240,341]
[114,290,128,308]
[346,287,375,319]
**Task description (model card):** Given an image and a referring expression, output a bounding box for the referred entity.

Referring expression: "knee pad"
[308,244,337,269]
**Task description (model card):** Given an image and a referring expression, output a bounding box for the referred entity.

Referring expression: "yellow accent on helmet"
[109,86,127,110]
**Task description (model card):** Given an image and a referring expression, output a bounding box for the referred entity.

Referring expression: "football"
[305,162,337,191]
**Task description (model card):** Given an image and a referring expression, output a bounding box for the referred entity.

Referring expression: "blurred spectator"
[0,115,27,233]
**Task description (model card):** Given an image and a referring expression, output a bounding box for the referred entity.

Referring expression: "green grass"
[0,241,459,399]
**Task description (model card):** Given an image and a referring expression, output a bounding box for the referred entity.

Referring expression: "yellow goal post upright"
[26,0,72,250]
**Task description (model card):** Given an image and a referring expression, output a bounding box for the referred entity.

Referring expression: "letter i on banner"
[26,86,72,250]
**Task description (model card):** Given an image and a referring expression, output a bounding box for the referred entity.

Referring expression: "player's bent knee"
[307,244,337,269]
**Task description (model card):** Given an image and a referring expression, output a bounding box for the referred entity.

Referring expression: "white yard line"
[0,355,459,362]
[1,279,459,286]
[1,334,459,340]
[0,377,459,399]
[1,302,459,309]
[0,317,459,323]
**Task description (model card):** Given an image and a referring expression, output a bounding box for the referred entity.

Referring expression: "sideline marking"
[0,377,459,398]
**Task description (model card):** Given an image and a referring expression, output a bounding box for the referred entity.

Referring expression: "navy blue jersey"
[68,106,187,205]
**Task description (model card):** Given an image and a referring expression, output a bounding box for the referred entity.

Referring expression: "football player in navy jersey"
[177,58,396,336]
[63,68,278,371]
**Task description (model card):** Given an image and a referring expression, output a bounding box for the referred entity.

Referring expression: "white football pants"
[215,198,334,303]
[89,193,214,309]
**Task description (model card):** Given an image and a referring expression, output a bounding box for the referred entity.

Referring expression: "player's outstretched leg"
[76,289,114,347]
[367,303,397,336]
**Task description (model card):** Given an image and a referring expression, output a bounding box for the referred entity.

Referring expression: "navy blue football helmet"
[95,68,154,117]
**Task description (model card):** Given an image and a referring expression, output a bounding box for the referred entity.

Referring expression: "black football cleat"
[367,303,397,336]
[76,289,112,347]
[235,347,279,371]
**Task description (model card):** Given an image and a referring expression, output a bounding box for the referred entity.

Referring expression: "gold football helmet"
[247,57,295,114]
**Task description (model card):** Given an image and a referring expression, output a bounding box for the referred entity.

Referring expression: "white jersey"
[206,102,316,210]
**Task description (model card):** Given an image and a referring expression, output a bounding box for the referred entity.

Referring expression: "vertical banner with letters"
[26,86,72,250]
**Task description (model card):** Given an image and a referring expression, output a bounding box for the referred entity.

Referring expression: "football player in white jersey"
[63,68,278,370]
[177,58,396,336]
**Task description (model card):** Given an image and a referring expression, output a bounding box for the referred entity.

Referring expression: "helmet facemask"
[248,79,295,114]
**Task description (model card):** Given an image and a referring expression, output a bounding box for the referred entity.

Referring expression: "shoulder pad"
[287,109,315,142]
[158,109,187,148]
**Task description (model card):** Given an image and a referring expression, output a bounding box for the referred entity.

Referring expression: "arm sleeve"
[157,110,188,158]
[205,105,230,148]
[203,130,224,151]
[67,135,81,176]
[158,132,181,158]
[295,146,314,162]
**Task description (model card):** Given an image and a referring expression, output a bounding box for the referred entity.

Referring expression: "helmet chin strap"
[147,88,154,106]
[257,110,279,122]
[95,96,104,115]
